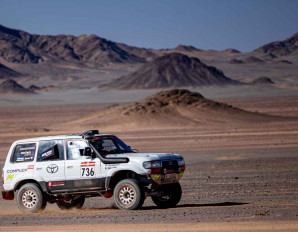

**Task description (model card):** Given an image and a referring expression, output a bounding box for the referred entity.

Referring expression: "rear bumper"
[2,191,14,200]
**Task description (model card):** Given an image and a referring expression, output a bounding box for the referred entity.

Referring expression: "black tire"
[151,182,182,208]
[17,183,47,213]
[113,179,145,210]
[56,196,85,210]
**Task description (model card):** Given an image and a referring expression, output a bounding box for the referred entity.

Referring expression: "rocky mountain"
[254,32,298,56]
[0,24,144,64]
[108,53,242,89]
[0,62,22,79]
[0,79,33,93]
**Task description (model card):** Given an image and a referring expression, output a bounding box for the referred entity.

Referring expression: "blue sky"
[1,0,298,52]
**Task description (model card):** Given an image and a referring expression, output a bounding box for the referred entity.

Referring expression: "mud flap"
[2,191,14,200]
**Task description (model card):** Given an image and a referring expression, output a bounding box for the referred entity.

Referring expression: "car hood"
[107,153,182,160]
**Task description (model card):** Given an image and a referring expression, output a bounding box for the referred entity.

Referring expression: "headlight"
[178,159,185,166]
[143,160,161,169]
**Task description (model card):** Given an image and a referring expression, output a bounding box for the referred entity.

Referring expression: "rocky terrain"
[0,79,33,94]
[0,62,21,79]
[0,24,144,64]
[108,53,241,89]
[0,24,297,92]
[254,32,298,57]
[251,77,275,85]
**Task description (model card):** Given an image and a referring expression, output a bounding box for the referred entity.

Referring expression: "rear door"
[34,140,66,192]
[64,139,105,191]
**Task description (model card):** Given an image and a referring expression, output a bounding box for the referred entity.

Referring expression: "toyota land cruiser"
[1,130,185,213]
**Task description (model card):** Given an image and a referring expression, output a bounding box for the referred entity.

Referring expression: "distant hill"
[243,56,264,63]
[0,24,144,64]
[108,53,242,89]
[174,45,202,52]
[221,48,241,54]
[254,33,298,56]
[251,77,274,85]
[0,79,33,94]
[0,63,21,79]
[69,89,282,130]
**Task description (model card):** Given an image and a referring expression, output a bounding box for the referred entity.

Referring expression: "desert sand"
[0,92,297,231]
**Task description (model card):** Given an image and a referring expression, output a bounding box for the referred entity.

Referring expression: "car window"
[37,140,64,162]
[102,139,117,152]
[67,140,91,160]
[90,136,133,155]
[12,143,36,163]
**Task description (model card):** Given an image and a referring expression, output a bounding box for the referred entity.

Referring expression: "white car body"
[2,132,185,203]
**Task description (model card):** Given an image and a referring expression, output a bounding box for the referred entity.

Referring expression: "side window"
[37,140,64,162]
[67,140,90,160]
[13,143,36,163]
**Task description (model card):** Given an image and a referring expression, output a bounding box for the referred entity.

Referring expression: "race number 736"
[81,167,95,178]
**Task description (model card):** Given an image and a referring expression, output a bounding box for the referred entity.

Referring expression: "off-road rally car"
[2,130,185,213]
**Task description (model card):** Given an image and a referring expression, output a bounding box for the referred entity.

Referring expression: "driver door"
[64,139,105,191]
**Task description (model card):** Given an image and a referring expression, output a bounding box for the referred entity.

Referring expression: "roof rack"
[81,130,99,140]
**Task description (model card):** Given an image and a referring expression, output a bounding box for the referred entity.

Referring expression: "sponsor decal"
[6,175,14,180]
[48,181,64,187]
[19,146,35,151]
[16,157,25,162]
[42,150,52,158]
[46,164,59,174]
[21,151,32,156]
[105,164,118,170]
[7,169,27,173]
[28,165,34,170]
[151,174,161,180]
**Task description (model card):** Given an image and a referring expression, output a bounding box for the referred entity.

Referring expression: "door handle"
[36,167,42,171]
[67,166,73,169]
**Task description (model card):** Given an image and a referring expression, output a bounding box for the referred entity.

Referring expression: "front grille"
[162,160,178,172]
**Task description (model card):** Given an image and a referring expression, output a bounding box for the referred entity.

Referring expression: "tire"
[17,183,47,213]
[56,196,85,210]
[151,182,182,208]
[113,179,145,210]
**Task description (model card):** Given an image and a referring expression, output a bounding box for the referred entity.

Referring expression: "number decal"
[81,167,95,178]
[80,162,96,178]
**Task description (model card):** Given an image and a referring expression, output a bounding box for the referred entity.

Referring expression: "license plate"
[165,173,175,179]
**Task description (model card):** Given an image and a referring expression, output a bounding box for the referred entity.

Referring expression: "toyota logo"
[47,164,58,174]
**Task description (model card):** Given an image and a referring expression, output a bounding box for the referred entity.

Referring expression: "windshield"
[90,136,133,156]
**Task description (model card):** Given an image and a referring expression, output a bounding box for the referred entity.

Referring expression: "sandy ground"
[0,96,297,231]
[1,221,298,232]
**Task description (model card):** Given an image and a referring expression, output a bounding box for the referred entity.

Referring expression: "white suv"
[1,130,185,213]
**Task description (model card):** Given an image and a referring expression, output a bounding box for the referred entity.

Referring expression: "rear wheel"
[113,179,145,210]
[152,182,182,208]
[56,196,85,210]
[17,183,47,213]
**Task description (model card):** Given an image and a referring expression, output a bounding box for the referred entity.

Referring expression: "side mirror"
[83,147,92,156]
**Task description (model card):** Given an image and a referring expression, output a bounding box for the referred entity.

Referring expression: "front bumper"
[150,172,184,185]
[2,191,14,200]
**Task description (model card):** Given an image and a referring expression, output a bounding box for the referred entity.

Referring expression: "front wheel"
[152,182,182,208]
[56,196,85,210]
[17,183,47,213]
[113,179,145,210]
